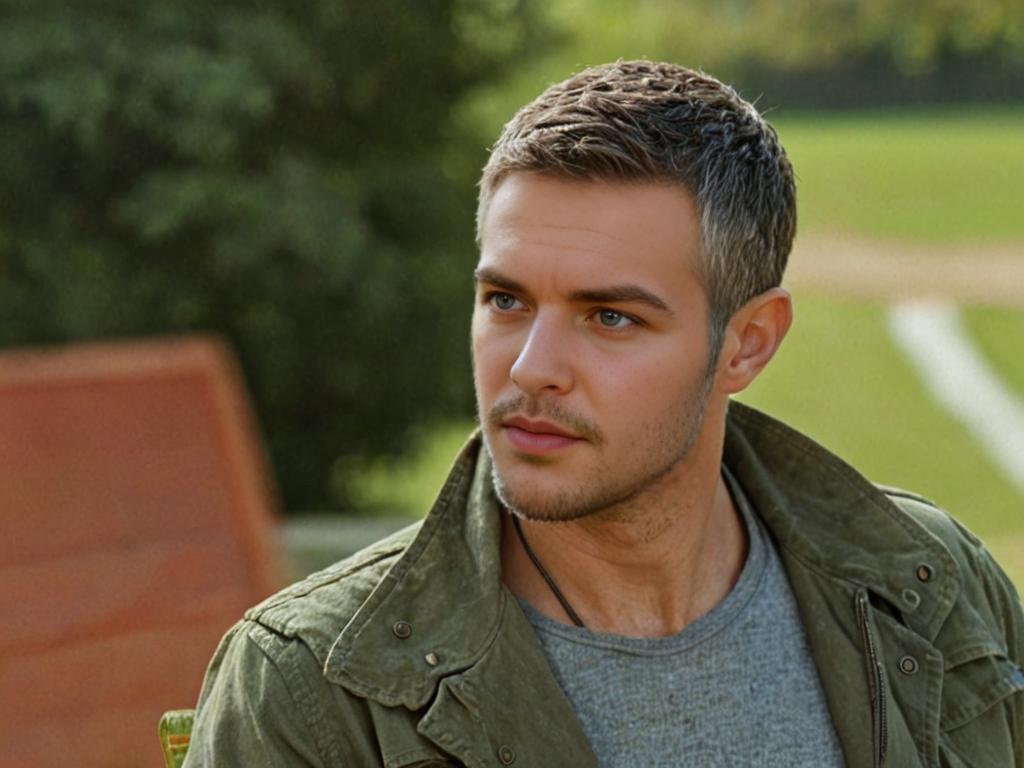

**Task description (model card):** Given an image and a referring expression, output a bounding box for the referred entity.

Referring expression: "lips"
[501,416,582,454]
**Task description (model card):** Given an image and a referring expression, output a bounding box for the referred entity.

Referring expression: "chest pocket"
[367,701,466,768]
[378,748,463,767]
[938,643,1024,767]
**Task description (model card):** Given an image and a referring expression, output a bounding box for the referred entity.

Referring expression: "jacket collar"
[325,401,961,706]
[324,436,508,709]
[723,400,960,642]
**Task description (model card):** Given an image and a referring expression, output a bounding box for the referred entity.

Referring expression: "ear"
[715,288,792,395]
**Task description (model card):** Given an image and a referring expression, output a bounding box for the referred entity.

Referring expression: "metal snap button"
[902,588,921,610]
[916,563,934,583]
[498,745,516,765]
[898,655,919,675]
[392,620,412,639]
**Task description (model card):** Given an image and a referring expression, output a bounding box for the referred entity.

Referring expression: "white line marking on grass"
[888,301,1024,495]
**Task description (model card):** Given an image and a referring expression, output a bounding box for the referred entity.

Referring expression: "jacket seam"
[385,745,449,768]
[876,485,940,508]
[922,648,944,768]
[941,674,1024,732]
[249,543,411,621]
[944,642,1010,670]
[244,623,338,766]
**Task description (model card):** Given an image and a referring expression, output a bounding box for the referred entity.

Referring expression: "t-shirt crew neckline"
[516,464,768,656]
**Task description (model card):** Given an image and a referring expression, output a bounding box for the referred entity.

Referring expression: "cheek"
[471,321,512,393]
[593,346,702,415]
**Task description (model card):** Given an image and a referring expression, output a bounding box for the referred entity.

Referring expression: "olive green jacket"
[184,402,1024,767]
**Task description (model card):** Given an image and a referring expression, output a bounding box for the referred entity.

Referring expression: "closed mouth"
[501,416,579,439]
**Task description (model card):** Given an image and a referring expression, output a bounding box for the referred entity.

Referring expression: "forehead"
[478,173,703,295]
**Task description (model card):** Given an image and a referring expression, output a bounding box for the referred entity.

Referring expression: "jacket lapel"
[416,593,597,768]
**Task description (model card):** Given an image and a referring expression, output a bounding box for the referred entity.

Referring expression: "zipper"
[855,590,888,768]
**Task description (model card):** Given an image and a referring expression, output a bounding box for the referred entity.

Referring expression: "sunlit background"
[2,2,1022,764]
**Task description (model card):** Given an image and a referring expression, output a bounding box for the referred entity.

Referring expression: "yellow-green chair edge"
[159,709,195,768]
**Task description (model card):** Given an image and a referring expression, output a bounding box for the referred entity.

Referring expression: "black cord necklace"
[511,515,586,628]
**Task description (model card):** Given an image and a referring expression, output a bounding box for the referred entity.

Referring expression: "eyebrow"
[474,267,672,314]
[568,286,671,313]
[474,267,528,297]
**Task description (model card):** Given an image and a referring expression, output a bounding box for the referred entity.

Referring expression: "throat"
[500,471,748,637]
[512,514,587,627]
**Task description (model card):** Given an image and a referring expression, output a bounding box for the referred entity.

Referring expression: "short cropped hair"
[478,60,796,357]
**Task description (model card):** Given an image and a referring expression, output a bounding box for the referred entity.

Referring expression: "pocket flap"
[941,644,1024,731]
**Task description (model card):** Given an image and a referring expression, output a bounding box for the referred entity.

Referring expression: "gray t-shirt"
[518,468,845,767]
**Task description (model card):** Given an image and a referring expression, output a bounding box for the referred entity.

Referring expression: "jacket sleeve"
[887,491,1024,764]
[978,544,1024,765]
[946,515,1024,766]
[182,621,330,768]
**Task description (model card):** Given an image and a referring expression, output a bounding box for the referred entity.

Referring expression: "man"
[184,61,1024,767]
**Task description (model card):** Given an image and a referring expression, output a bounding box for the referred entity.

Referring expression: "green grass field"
[963,307,1024,399]
[345,420,477,517]
[774,109,1024,243]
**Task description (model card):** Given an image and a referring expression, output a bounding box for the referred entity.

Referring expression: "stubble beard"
[481,366,716,524]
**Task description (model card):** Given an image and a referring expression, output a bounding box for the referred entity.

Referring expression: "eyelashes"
[481,291,642,332]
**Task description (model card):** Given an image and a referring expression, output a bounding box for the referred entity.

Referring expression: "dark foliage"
[0,0,551,510]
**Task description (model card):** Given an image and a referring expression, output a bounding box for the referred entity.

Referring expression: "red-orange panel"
[1,615,245,726]
[0,337,283,767]
[1,375,237,567]
[0,624,236,768]
[2,532,255,655]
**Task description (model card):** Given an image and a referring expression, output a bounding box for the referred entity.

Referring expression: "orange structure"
[0,337,282,767]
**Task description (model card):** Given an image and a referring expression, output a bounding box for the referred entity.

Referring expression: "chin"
[490,463,587,523]
[490,458,645,523]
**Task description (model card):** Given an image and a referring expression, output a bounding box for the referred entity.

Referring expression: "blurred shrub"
[522,0,1024,110]
[0,0,552,511]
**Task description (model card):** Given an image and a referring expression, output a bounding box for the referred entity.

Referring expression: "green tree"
[0,0,551,510]
[472,0,1024,122]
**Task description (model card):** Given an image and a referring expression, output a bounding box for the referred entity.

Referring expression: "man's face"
[472,173,718,522]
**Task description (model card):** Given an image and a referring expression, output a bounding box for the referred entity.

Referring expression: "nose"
[509,312,574,396]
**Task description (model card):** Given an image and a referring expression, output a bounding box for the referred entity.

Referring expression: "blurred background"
[2,1,1022,763]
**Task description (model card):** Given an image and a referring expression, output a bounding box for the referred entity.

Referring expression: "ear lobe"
[718,288,792,395]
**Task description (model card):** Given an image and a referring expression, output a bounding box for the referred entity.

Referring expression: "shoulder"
[244,520,423,666]
[876,485,984,550]
[878,484,1023,649]
[877,484,993,573]
[877,483,998,583]
[186,524,425,766]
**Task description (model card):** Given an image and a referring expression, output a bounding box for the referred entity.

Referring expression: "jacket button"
[902,588,921,610]
[497,745,516,764]
[424,652,439,666]
[916,563,934,582]
[898,655,919,675]
[392,621,412,639]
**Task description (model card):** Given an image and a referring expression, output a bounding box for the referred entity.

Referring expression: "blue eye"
[490,293,518,310]
[597,309,632,328]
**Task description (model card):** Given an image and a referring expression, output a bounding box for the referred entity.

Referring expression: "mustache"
[487,395,605,445]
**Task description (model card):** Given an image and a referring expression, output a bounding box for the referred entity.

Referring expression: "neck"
[500,408,747,637]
